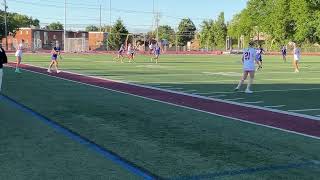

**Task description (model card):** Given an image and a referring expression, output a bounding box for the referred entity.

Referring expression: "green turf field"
[8,53,320,117]
[2,53,320,179]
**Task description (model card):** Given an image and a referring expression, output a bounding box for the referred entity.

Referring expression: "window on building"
[26,31,29,35]
[53,35,57,39]
[82,33,86,38]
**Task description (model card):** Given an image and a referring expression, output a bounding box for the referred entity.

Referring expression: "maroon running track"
[9,63,320,139]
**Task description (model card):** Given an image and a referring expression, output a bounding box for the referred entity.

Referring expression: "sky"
[7,0,248,32]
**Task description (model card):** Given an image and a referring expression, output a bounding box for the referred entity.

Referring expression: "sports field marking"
[167,87,184,90]
[156,85,172,88]
[288,108,320,112]
[182,90,198,93]
[209,95,227,98]
[202,72,242,77]
[170,160,320,180]
[225,98,245,101]
[264,105,286,108]
[243,101,264,104]
[14,63,320,122]
[209,87,320,94]
[1,95,155,179]
[9,64,320,140]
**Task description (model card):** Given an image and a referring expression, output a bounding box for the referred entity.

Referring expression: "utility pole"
[4,0,8,50]
[152,0,155,34]
[64,0,67,51]
[156,12,160,42]
[99,4,102,32]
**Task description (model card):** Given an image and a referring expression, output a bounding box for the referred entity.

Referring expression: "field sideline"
[1,53,320,179]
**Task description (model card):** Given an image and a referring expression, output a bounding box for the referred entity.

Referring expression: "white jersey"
[15,43,24,57]
[294,47,301,61]
[242,47,257,71]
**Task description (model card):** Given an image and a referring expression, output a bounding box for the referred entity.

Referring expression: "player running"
[127,43,135,62]
[15,39,24,73]
[281,45,287,62]
[151,44,161,63]
[0,45,8,93]
[293,43,301,73]
[115,44,125,63]
[255,45,264,71]
[47,45,61,73]
[235,41,261,94]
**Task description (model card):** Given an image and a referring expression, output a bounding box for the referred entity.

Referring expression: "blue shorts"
[51,56,58,61]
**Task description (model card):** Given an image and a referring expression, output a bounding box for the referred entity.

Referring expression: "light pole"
[4,0,8,50]
[64,0,67,51]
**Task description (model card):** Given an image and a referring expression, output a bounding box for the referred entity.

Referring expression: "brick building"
[88,32,108,50]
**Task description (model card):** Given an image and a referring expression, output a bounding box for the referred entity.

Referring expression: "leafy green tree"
[85,25,99,32]
[106,19,129,50]
[0,11,39,38]
[47,22,64,30]
[155,25,175,45]
[177,18,196,46]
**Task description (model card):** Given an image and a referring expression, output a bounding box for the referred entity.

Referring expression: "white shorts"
[15,50,22,57]
[0,69,3,92]
[294,55,300,61]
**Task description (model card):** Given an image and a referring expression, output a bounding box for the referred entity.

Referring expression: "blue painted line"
[1,95,157,180]
[169,161,320,180]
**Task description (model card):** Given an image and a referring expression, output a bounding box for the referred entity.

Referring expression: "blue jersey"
[256,48,263,60]
[281,47,287,55]
[155,46,161,55]
[52,47,60,58]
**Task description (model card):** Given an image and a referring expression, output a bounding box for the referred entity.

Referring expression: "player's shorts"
[51,56,58,61]
[15,50,22,57]
[256,55,262,61]
[282,52,287,56]
[294,55,300,61]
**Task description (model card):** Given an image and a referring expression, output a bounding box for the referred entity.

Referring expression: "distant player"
[47,45,61,73]
[0,45,8,93]
[15,39,24,73]
[151,44,161,63]
[235,41,261,93]
[281,45,287,62]
[127,43,134,62]
[115,44,125,63]
[255,45,264,71]
[293,43,301,73]
[149,43,154,55]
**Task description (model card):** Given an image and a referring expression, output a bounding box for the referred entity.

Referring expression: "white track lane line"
[288,108,320,112]
[264,105,286,108]
[243,101,264,104]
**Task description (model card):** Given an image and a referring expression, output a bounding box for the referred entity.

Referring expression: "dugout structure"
[65,38,89,52]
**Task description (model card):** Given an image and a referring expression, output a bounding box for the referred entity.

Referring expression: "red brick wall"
[13,28,33,50]
[89,32,106,50]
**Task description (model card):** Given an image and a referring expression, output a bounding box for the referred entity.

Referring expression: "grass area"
[7,53,320,117]
[0,97,140,180]
[2,67,320,179]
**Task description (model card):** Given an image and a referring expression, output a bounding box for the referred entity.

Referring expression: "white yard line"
[225,98,245,101]
[209,95,227,98]
[243,101,264,104]
[210,87,320,94]
[168,88,184,90]
[156,86,172,88]
[288,108,320,112]
[183,90,198,93]
[264,105,286,108]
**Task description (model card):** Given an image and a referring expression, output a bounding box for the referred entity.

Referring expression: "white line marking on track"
[225,98,245,101]
[264,105,286,108]
[210,88,320,94]
[10,64,320,140]
[243,101,264,104]
[156,86,172,88]
[183,90,198,93]
[288,108,320,112]
[168,88,184,90]
[209,95,227,98]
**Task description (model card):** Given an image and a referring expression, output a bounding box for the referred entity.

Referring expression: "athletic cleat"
[47,69,52,73]
[245,89,253,94]
[234,88,239,92]
[56,70,61,73]
[15,69,21,73]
